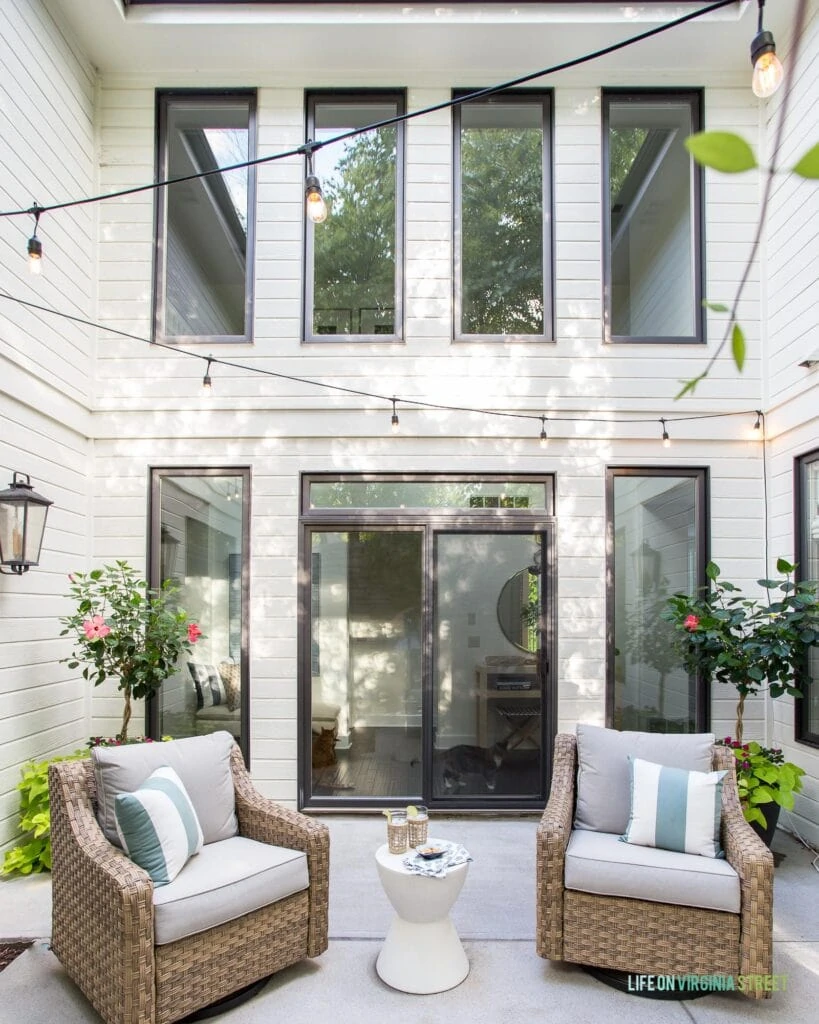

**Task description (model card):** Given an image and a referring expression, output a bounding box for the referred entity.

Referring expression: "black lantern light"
[0,471,53,575]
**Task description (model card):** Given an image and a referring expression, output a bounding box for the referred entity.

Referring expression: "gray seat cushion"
[152,835,310,945]
[93,731,238,847]
[565,830,740,914]
[573,725,715,834]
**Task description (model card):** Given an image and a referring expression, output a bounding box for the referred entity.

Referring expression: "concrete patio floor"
[1,816,817,1023]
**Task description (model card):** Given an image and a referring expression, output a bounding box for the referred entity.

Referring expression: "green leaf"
[706,561,721,580]
[731,322,745,371]
[792,142,819,179]
[702,300,729,313]
[776,557,795,574]
[685,131,757,173]
[675,373,707,399]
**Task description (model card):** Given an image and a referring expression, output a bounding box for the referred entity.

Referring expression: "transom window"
[603,90,703,344]
[454,90,553,341]
[305,91,405,341]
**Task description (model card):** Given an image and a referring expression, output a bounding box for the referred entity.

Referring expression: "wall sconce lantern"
[0,472,53,575]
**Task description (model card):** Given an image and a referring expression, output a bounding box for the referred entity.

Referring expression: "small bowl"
[416,845,446,860]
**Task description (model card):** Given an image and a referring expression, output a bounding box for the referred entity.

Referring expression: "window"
[454,90,552,340]
[796,449,819,746]
[603,90,703,343]
[305,91,404,341]
[607,468,708,733]
[154,91,256,344]
[149,468,250,762]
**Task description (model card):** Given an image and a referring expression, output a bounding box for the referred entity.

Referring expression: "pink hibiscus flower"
[683,614,700,631]
[83,615,111,640]
[187,623,202,643]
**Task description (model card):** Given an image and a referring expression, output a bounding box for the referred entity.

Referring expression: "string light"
[539,416,548,448]
[0,288,769,443]
[391,398,400,434]
[202,357,214,395]
[751,0,784,98]
[660,418,671,448]
[27,205,43,275]
[304,142,328,224]
[0,0,736,225]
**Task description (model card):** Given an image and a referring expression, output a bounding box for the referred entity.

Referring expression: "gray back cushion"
[574,724,715,835]
[93,731,238,847]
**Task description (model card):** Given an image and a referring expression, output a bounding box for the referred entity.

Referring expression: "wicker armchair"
[536,732,774,999]
[49,745,330,1024]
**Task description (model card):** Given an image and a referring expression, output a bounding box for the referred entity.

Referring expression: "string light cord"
[0,0,736,221]
[0,287,766,435]
[689,0,808,388]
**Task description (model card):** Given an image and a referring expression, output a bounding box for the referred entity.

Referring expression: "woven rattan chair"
[49,745,330,1024]
[536,732,774,999]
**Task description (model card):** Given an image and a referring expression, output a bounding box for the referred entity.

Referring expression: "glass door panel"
[153,472,247,754]
[432,532,544,801]
[309,529,424,799]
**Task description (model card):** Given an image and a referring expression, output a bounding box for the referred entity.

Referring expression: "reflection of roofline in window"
[611,127,676,251]
[181,129,248,255]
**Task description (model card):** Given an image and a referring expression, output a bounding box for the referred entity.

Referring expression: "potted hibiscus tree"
[663,558,818,836]
[60,561,203,741]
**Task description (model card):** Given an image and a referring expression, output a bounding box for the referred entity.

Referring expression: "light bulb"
[391,399,400,433]
[305,175,328,224]
[752,50,784,98]
[28,236,42,274]
[539,417,548,448]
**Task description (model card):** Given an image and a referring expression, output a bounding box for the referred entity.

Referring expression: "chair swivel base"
[180,975,271,1021]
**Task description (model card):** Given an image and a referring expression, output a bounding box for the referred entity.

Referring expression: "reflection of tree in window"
[609,127,648,207]
[313,131,396,335]
[461,124,543,335]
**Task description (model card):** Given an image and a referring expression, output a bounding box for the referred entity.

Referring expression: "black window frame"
[602,88,704,345]
[606,466,710,732]
[147,466,252,765]
[795,447,819,748]
[453,88,554,343]
[153,89,258,346]
[303,88,406,344]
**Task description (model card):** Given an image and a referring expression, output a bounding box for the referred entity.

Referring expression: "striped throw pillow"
[621,756,726,858]
[114,766,204,885]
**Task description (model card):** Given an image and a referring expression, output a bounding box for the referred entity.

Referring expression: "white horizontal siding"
[0,0,96,853]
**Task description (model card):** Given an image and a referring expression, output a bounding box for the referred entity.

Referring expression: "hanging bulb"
[202,357,214,395]
[753,410,762,431]
[391,398,400,434]
[660,418,671,448]
[750,1,784,98]
[539,416,548,448]
[305,175,328,223]
[27,235,42,275]
[27,205,43,275]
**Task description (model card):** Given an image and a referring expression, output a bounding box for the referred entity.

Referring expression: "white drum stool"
[375,841,470,994]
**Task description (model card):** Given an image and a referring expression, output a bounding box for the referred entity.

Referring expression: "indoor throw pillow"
[621,756,726,858]
[114,765,204,884]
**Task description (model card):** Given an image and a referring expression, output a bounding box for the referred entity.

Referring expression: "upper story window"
[154,91,257,345]
[603,90,703,344]
[796,448,819,747]
[454,90,553,342]
[305,91,405,342]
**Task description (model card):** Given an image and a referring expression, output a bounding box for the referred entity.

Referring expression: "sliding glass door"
[301,475,554,809]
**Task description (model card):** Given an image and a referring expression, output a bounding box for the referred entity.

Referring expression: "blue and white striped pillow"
[114,766,204,885]
[621,756,726,858]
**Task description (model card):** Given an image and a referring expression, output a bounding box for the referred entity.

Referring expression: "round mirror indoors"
[497,568,539,652]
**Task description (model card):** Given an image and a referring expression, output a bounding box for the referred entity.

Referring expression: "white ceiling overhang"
[45,1,799,82]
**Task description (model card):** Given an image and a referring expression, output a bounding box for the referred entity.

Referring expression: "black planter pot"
[749,803,781,848]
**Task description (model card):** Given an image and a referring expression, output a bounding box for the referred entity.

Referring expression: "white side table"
[374,840,470,994]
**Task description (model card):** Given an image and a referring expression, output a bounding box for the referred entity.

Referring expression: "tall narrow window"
[149,468,250,762]
[796,449,819,746]
[305,91,404,341]
[607,468,708,733]
[154,91,256,344]
[603,90,703,343]
[454,91,552,340]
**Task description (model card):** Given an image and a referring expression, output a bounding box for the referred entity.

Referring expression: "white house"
[1,0,817,849]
